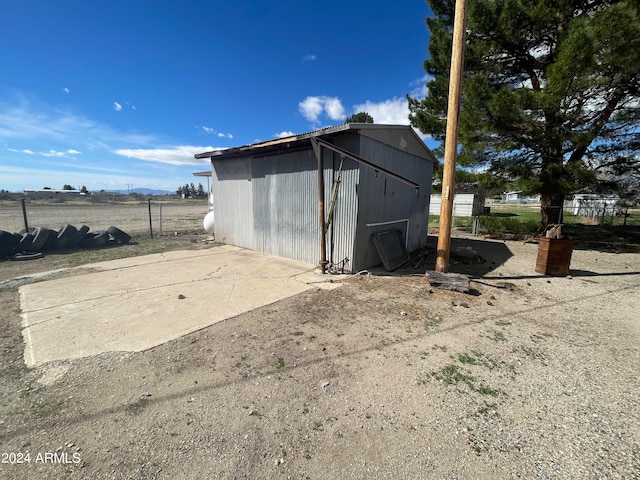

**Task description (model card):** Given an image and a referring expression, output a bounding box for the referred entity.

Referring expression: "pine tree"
[409,0,640,227]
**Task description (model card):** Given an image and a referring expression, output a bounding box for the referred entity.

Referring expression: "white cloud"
[352,97,410,125]
[302,54,316,61]
[351,97,432,141]
[63,87,70,94]
[7,148,35,154]
[8,147,80,157]
[41,149,68,157]
[409,74,430,99]
[324,98,346,120]
[0,98,157,146]
[0,95,215,192]
[299,96,346,123]
[275,131,295,138]
[201,126,232,139]
[113,102,123,111]
[114,145,220,166]
[299,97,324,122]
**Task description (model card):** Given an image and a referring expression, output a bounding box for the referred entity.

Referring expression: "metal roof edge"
[194,123,435,161]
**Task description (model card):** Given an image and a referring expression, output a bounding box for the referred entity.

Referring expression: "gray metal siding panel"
[250,139,361,271]
[324,148,359,272]
[252,149,319,265]
[353,136,432,271]
[211,157,254,248]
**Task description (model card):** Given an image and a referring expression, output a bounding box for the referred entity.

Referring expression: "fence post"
[609,206,613,225]
[623,207,628,228]
[21,198,29,232]
[148,199,153,238]
[159,204,163,237]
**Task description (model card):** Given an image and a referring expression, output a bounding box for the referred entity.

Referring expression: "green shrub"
[478,216,539,234]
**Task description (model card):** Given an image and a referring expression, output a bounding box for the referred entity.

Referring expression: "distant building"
[566,194,620,216]
[429,192,486,217]
[504,191,540,203]
[23,189,82,199]
[192,170,213,210]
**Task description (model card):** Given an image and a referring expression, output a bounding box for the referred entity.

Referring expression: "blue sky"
[1,1,433,193]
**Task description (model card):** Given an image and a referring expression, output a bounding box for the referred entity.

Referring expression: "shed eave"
[194,124,435,163]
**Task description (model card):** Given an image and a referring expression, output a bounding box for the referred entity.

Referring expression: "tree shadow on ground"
[372,235,515,278]
[564,224,640,253]
[371,232,640,280]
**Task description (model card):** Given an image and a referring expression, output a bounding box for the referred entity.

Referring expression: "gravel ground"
[0,234,638,479]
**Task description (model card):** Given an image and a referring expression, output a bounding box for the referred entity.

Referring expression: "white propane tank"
[203,211,215,234]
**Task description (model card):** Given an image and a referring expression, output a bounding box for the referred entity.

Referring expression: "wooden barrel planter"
[535,237,574,276]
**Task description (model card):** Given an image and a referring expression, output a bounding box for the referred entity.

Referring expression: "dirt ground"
[0,233,638,479]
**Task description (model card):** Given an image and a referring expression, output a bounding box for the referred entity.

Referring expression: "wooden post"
[317,144,328,273]
[148,199,153,239]
[21,198,29,232]
[435,0,469,273]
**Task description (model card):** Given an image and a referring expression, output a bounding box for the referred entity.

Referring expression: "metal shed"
[429,192,486,217]
[194,124,436,272]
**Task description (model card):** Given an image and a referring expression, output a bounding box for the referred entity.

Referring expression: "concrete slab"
[20,245,340,367]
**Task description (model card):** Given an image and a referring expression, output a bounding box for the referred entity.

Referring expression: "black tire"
[79,230,109,249]
[57,224,78,249]
[16,232,34,253]
[78,232,96,248]
[0,230,19,256]
[73,225,90,245]
[11,233,22,252]
[107,226,132,244]
[42,228,59,251]
[29,227,50,252]
[12,252,44,261]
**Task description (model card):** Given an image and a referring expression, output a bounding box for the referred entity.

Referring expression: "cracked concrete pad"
[20,245,332,366]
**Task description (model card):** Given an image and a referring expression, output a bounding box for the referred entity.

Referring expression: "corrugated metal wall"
[323,135,359,272]
[250,143,360,269]
[252,149,318,264]
[352,135,432,271]
[211,157,254,248]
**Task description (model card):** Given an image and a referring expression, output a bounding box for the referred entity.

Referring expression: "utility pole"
[435,0,469,273]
